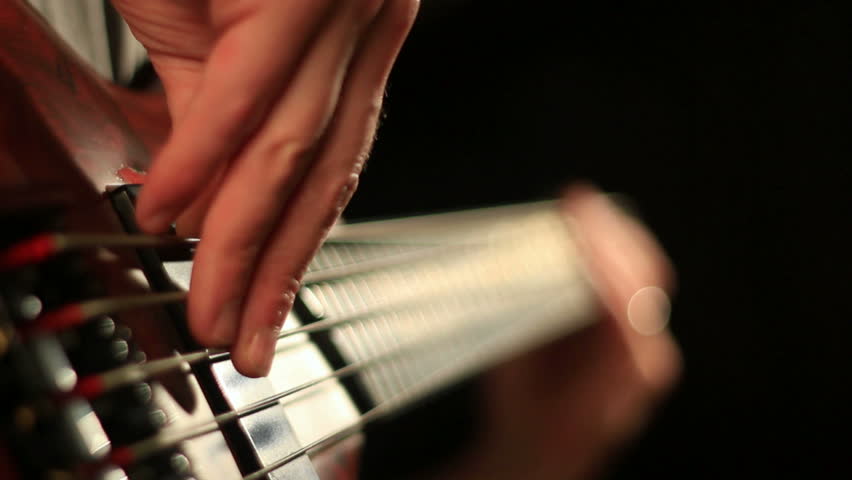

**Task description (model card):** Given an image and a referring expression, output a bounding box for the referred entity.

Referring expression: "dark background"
[348,1,851,478]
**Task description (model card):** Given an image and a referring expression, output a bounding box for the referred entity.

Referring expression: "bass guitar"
[0,1,675,479]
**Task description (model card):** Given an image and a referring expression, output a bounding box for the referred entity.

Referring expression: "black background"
[348,1,851,478]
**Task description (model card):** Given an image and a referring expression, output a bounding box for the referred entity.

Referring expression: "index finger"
[135,0,335,232]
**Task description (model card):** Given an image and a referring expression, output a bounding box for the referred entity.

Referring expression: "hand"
[111,0,420,376]
[433,186,682,480]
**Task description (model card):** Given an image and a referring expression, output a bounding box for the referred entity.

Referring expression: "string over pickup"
[0,233,199,270]
[20,291,187,337]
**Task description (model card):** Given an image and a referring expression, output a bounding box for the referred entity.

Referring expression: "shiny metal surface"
[30,334,77,392]
[205,310,361,480]
[211,359,317,480]
[63,398,111,461]
[95,466,129,480]
[163,259,336,479]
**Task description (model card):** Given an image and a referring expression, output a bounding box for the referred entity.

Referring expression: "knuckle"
[218,236,263,272]
[361,93,384,126]
[322,172,360,222]
[258,136,316,184]
[346,99,383,162]
[331,171,360,205]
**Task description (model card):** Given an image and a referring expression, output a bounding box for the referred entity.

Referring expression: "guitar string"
[5,232,473,338]
[22,291,188,337]
[240,295,576,480]
[120,328,446,464]
[4,223,529,338]
[235,226,580,478]
[0,231,467,289]
[114,288,569,468]
[0,233,199,270]
[0,216,574,473]
[69,239,560,395]
[76,271,564,397]
[17,241,460,337]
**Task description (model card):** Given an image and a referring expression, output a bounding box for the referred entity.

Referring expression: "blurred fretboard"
[299,201,599,412]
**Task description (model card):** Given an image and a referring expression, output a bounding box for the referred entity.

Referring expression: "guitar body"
[0,0,166,190]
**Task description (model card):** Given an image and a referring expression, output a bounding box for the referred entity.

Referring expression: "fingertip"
[134,146,208,234]
[232,357,270,379]
[135,209,175,234]
[134,189,176,234]
[233,325,279,378]
[231,290,295,378]
[563,184,675,292]
[233,365,268,379]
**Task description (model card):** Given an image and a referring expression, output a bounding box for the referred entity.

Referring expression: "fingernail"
[211,300,240,345]
[247,324,282,377]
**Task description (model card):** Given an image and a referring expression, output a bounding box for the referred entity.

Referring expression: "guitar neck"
[150,198,602,479]
[161,200,599,421]
[292,201,598,415]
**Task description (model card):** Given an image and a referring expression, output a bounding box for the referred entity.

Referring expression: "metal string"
[240,295,575,480]
[122,287,568,465]
[0,217,575,474]
[90,278,558,395]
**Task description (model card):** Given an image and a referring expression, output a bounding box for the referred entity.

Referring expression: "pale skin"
[109,2,680,476]
[111,0,421,377]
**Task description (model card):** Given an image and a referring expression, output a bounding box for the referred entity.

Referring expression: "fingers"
[185,1,384,350]
[561,184,681,407]
[134,0,336,232]
[229,0,420,377]
[459,188,682,479]
[174,163,226,237]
